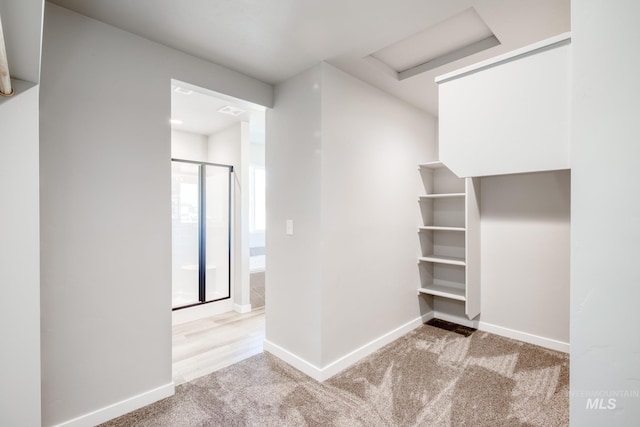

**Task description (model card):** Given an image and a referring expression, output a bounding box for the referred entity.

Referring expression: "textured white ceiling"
[49,0,570,116]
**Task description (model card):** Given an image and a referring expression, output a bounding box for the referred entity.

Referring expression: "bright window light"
[251,166,266,232]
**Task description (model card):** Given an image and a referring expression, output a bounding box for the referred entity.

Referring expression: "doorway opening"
[169,79,266,384]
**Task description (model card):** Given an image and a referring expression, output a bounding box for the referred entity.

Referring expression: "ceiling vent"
[173,86,193,95]
[370,8,500,80]
[217,105,246,117]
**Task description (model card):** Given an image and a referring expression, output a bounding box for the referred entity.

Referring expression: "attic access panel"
[370,7,500,80]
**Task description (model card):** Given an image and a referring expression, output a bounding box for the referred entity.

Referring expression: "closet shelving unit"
[418,161,480,319]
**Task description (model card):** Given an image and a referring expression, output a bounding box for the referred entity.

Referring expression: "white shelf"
[418,255,466,266]
[418,161,445,169]
[419,193,465,199]
[418,285,466,302]
[419,226,465,232]
[417,160,480,321]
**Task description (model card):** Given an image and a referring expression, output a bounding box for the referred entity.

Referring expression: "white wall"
[0,0,44,83]
[265,64,324,367]
[320,64,436,365]
[171,130,208,162]
[265,63,436,374]
[208,123,241,165]
[0,82,41,427]
[571,1,640,424]
[480,170,570,346]
[0,1,43,425]
[39,4,271,426]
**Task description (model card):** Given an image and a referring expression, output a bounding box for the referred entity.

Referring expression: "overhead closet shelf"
[418,285,466,301]
[419,193,465,200]
[419,226,465,232]
[418,255,466,266]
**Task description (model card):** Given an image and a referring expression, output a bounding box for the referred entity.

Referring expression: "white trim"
[319,311,434,381]
[52,382,174,427]
[263,340,324,381]
[234,303,252,314]
[264,311,434,382]
[477,321,569,353]
[172,299,233,326]
[266,310,569,387]
[430,312,569,353]
[435,32,571,84]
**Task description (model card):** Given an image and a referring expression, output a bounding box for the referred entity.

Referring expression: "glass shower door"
[171,162,201,308]
[171,160,232,309]
[204,164,231,302]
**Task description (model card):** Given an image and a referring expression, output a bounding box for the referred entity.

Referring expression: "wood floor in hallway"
[172,307,265,385]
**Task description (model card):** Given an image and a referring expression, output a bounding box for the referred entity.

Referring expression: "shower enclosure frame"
[171,158,233,311]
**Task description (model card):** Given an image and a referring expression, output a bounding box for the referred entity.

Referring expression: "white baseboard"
[477,321,570,353]
[263,340,324,381]
[429,311,569,353]
[53,382,175,427]
[264,311,434,382]
[172,299,233,326]
[234,303,252,314]
[318,311,434,381]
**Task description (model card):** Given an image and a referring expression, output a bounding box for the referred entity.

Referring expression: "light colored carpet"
[101,323,569,426]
